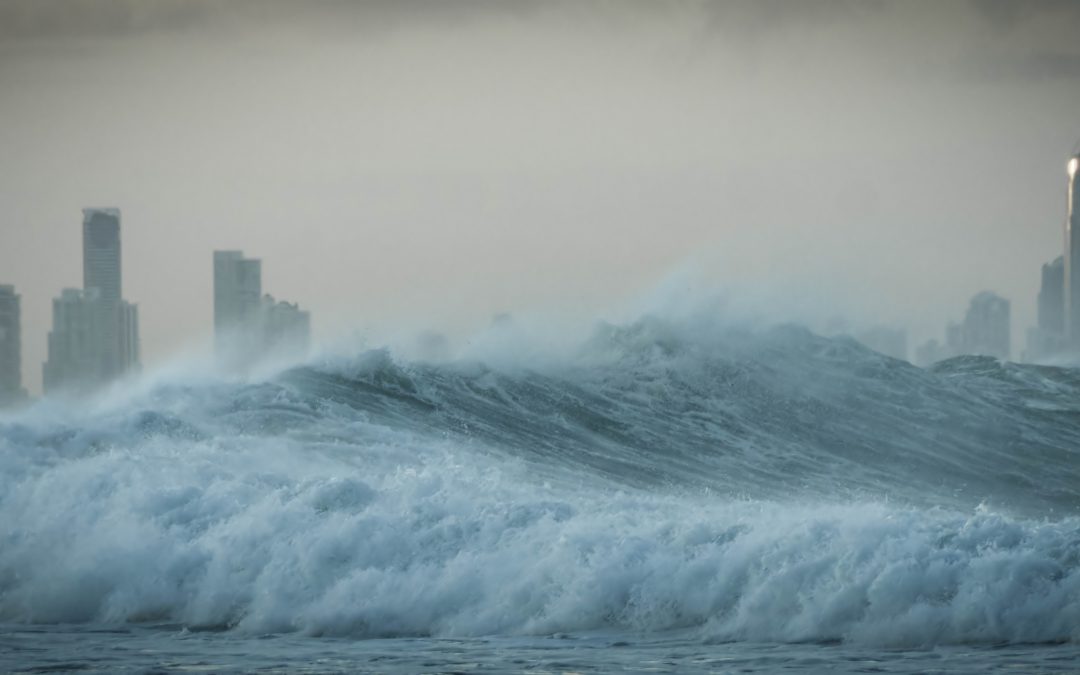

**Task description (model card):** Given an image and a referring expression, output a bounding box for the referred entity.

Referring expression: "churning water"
[2,317,1079,672]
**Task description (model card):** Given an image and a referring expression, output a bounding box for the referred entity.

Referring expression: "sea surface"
[2,316,1079,673]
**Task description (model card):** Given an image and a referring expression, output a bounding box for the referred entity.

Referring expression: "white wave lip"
[2,319,1080,646]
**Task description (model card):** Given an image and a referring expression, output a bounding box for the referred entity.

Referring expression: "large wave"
[1,316,1079,646]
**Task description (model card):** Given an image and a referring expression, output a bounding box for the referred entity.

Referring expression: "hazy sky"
[2,0,1080,392]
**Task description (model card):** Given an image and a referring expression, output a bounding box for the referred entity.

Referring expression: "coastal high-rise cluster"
[911,152,1080,366]
[1,153,1078,405]
[0,209,311,405]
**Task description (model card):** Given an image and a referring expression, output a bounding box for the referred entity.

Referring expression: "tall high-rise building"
[43,209,140,395]
[1027,255,1066,360]
[214,250,264,365]
[1064,155,1080,349]
[82,208,127,378]
[213,251,311,369]
[0,285,24,404]
[43,288,107,394]
[1039,256,1065,335]
[83,208,122,304]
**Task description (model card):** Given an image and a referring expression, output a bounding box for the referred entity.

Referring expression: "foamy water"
[2,317,1079,671]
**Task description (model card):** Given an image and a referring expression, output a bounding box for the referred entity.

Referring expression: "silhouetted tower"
[83,208,122,304]
[213,250,263,364]
[1065,155,1080,349]
[1039,256,1065,335]
[0,285,23,404]
[82,208,124,377]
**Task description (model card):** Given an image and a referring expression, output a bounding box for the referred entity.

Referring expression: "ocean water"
[2,317,1079,673]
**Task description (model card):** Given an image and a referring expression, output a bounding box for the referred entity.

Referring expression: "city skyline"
[3,1,1080,397]
[1,210,313,398]
[3,146,1080,399]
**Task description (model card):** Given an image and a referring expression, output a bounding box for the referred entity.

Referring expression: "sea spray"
[2,316,1080,645]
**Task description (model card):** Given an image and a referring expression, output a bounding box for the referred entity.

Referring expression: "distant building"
[83,208,122,304]
[0,285,25,404]
[83,208,125,378]
[1039,256,1065,334]
[958,291,1010,359]
[213,251,309,369]
[43,209,140,395]
[214,250,263,364]
[854,326,908,361]
[43,288,107,394]
[1027,256,1066,360]
[1064,155,1080,349]
[921,291,1011,366]
[261,295,310,358]
[118,300,141,375]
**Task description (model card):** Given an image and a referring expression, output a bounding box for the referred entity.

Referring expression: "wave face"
[2,317,1080,646]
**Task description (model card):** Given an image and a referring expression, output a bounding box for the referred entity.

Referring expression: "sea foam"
[2,318,1079,645]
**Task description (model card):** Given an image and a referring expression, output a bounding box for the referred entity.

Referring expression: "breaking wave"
[2,316,1079,646]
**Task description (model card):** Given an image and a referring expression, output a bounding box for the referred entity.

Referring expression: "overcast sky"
[2,0,1079,392]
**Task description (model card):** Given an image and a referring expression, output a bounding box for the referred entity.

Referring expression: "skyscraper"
[82,208,125,377]
[1027,255,1066,360]
[1064,155,1080,350]
[214,250,264,366]
[0,285,24,404]
[43,209,140,395]
[43,288,107,394]
[1038,256,1065,335]
[213,251,311,369]
[83,208,122,304]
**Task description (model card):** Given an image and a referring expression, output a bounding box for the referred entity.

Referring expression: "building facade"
[0,285,24,404]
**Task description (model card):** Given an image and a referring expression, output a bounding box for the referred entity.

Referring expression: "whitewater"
[2,316,1080,672]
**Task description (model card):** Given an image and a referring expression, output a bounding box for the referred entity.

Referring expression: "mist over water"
[3,307,1080,662]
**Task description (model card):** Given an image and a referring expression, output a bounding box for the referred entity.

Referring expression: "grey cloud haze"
[1,0,1079,393]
